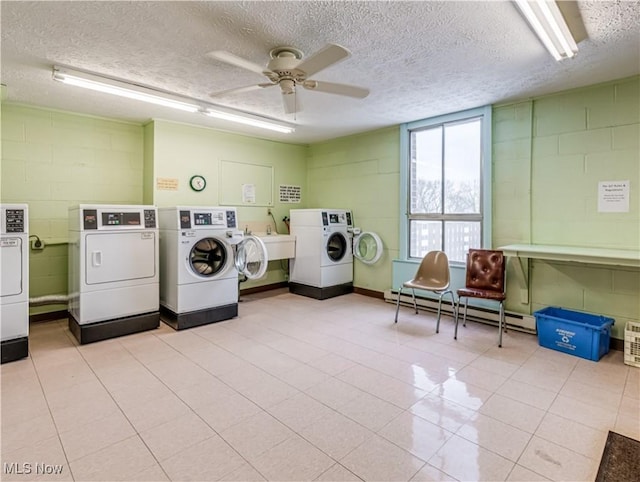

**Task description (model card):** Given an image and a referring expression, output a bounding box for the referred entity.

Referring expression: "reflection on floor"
[2,290,638,481]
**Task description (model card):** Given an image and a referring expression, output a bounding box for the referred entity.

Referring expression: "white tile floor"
[2,290,638,481]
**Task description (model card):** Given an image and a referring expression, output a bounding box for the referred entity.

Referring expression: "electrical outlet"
[31,239,44,250]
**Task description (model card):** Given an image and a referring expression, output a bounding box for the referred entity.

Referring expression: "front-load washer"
[1,204,29,363]
[158,206,268,330]
[68,204,160,344]
[289,208,384,299]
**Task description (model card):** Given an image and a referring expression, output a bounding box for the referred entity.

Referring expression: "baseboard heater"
[384,289,536,334]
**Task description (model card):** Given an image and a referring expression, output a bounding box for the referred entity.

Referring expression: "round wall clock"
[189,175,206,192]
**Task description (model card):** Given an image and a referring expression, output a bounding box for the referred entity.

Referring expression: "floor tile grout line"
[314,461,365,482]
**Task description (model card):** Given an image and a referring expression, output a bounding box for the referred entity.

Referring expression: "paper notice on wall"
[242,183,256,204]
[156,177,179,191]
[279,185,301,203]
[598,180,630,213]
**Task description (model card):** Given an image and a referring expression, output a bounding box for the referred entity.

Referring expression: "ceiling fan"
[207,43,369,114]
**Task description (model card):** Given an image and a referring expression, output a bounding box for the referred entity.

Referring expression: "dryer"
[289,208,383,299]
[1,204,29,363]
[68,204,160,344]
[158,206,268,330]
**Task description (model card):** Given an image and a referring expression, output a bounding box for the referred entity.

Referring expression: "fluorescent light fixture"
[52,67,296,133]
[205,109,295,134]
[514,0,578,60]
[53,68,201,112]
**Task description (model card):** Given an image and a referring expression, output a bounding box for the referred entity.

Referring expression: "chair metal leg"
[435,289,455,334]
[446,291,457,323]
[454,296,464,340]
[498,301,505,347]
[462,299,468,327]
[451,291,458,318]
[394,286,403,323]
[411,288,418,314]
[435,292,444,333]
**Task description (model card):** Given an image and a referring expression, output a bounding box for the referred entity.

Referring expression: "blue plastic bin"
[534,307,615,361]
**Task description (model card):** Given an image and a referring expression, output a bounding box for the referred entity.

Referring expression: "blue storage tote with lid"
[534,307,615,361]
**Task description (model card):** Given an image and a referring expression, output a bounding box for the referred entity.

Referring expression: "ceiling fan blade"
[207,50,273,76]
[282,92,299,114]
[302,80,369,99]
[210,83,275,98]
[296,44,351,77]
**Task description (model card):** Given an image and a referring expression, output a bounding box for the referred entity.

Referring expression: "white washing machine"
[1,204,29,363]
[289,208,383,299]
[68,204,160,344]
[158,206,268,330]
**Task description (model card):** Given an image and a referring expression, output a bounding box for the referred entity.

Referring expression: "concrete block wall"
[306,126,400,292]
[1,104,144,314]
[492,76,640,338]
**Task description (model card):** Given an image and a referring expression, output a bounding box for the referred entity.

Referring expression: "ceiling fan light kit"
[514,0,579,60]
[52,66,295,133]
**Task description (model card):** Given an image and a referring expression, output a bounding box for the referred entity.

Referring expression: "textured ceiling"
[1,1,639,143]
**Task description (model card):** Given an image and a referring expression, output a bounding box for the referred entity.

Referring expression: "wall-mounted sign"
[156,177,179,191]
[279,185,301,203]
[598,180,630,213]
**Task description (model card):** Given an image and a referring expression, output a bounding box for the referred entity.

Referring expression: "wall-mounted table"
[498,244,640,303]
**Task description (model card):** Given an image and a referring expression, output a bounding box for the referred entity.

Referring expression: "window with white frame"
[403,108,491,263]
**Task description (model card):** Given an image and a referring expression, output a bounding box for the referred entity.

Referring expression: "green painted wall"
[306,126,400,292]
[142,121,155,205]
[0,104,144,315]
[2,76,638,339]
[492,76,640,338]
[148,120,308,290]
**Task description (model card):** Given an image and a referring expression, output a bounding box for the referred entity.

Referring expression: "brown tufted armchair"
[455,249,507,347]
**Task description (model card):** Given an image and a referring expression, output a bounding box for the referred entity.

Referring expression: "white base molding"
[384,290,536,334]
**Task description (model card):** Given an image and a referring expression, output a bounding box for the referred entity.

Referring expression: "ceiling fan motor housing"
[267,49,307,83]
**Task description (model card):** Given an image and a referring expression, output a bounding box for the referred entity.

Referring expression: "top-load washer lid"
[190,238,228,277]
[235,235,268,280]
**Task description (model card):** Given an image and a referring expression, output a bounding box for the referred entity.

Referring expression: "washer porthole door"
[189,237,227,277]
[326,232,347,262]
[353,231,383,265]
[235,235,268,279]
